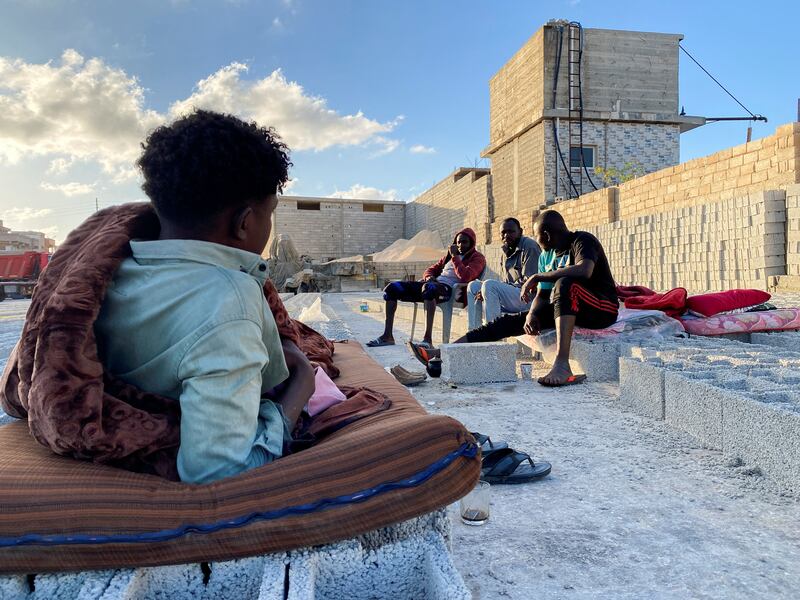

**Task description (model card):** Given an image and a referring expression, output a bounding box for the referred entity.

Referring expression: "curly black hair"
[137,109,291,227]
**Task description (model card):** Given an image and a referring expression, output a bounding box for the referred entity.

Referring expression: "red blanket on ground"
[616,285,688,318]
[0,203,341,480]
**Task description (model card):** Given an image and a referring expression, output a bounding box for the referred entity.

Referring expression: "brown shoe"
[390,365,427,386]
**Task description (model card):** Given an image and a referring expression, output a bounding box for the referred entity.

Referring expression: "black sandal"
[480,447,551,484]
[470,431,509,458]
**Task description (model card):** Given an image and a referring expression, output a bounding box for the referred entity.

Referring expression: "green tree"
[594,161,645,186]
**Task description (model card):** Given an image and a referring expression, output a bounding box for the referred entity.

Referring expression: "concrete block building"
[269,196,405,261]
[0,221,55,254]
[404,167,492,246]
[484,21,703,219]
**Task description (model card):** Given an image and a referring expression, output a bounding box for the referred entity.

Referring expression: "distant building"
[483,21,705,215]
[0,220,54,254]
[482,21,704,215]
[267,196,406,261]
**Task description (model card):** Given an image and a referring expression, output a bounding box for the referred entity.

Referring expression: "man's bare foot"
[538,358,573,386]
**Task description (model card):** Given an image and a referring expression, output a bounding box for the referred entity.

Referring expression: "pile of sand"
[370,230,445,263]
[324,255,364,264]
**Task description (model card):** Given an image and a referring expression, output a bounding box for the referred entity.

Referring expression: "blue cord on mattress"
[0,441,478,547]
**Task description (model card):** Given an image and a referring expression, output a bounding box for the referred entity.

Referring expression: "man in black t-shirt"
[409,210,618,387]
[518,210,618,385]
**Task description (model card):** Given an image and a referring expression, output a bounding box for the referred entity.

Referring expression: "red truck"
[0,252,50,300]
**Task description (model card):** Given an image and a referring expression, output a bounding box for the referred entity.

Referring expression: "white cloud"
[46,157,76,175]
[329,184,398,201]
[41,181,95,196]
[2,207,53,223]
[272,17,283,29]
[0,50,162,175]
[370,137,400,157]
[409,144,436,154]
[0,50,401,183]
[282,177,299,193]
[170,64,398,152]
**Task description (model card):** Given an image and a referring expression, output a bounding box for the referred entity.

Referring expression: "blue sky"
[1,0,796,242]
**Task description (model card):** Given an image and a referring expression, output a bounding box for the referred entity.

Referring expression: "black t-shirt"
[556,231,617,302]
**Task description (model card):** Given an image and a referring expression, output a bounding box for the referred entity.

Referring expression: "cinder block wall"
[489,125,546,221]
[587,190,786,292]
[547,187,617,229]
[404,168,492,245]
[615,123,800,219]
[270,196,405,260]
[488,28,544,148]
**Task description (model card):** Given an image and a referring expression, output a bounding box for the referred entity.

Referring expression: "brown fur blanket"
[0,203,340,480]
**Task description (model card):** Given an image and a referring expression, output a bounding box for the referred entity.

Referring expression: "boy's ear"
[231,206,253,241]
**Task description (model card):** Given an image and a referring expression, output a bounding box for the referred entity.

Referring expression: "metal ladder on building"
[567,22,583,198]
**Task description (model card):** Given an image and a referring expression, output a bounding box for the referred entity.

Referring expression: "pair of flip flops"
[366,338,395,347]
[471,432,551,484]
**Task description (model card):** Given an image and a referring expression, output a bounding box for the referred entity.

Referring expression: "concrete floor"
[2,295,800,599]
[326,293,800,600]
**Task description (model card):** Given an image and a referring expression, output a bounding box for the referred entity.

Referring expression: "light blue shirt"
[94,239,290,484]
[537,249,568,291]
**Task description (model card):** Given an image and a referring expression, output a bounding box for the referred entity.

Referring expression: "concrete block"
[440,342,517,384]
[569,339,621,382]
[722,396,800,493]
[619,358,666,419]
[750,331,800,351]
[664,371,730,450]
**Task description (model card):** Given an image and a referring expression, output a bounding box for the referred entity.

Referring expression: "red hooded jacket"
[423,227,486,284]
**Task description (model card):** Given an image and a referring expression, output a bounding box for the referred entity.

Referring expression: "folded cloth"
[616,285,656,299]
[0,203,349,480]
[623,287,688,318]
[307,366,347,417]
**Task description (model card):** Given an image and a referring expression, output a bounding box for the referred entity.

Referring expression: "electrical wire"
[679,44,758,119]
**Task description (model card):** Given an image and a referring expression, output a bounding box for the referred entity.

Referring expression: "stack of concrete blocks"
[0,510,470,600]
[587,190,786,292]
[777,183,800,290]
[618,336,800,492]
[750,331,800,350]
[440,342,518,384]
[566,339,623,382]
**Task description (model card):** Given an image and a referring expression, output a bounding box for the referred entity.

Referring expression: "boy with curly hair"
[94,110,314,483]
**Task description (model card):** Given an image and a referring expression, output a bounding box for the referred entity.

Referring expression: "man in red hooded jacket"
[367,227,486,348]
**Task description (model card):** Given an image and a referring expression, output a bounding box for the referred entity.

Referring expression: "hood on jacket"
[453,227,477,248]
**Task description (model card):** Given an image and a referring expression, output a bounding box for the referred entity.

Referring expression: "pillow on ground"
[686,289,771,318]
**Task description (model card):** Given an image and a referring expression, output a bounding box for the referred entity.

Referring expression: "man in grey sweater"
[466,217,541,329]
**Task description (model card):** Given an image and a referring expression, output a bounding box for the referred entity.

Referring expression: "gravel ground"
[2,295,800,599]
